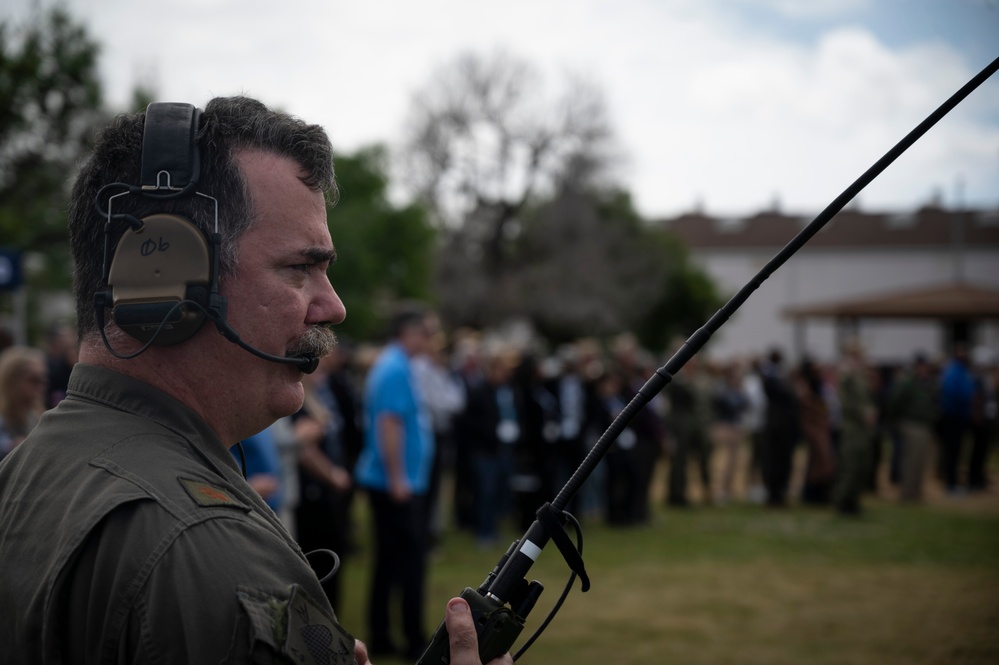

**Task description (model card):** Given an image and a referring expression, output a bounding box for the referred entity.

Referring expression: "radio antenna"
[420,54,999,664]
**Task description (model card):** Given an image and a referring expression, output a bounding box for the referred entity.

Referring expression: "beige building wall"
[664,208,999,365]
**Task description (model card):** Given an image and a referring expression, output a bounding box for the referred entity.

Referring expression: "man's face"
[402,320,432,358]
[218,149,345,426]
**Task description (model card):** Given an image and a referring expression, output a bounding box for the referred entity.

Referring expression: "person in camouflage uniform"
[666,356,714,506]
[887,353,938,502]
[833,340,877,515]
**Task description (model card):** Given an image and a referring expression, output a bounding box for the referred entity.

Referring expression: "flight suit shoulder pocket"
[232,584,355,664]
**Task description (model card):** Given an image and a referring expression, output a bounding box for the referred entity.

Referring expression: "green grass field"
[334,456,999,664]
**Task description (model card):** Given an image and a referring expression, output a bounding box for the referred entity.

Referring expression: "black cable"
[95,298,195,361]
[306,549,342,585]
[95,292,318,375]
[234,441,247,479]
[513,511,584,661]
[93,182,144,231]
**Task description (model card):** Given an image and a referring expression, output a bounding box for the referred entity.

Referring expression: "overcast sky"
[8,0,999,218]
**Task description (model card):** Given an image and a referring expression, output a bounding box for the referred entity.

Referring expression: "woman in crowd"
[0,345,47,461]
[712,362,749,504]
[796,358,837,505]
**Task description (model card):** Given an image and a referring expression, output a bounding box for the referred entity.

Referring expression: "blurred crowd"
[1,318,997,617]
[0,324,77,459]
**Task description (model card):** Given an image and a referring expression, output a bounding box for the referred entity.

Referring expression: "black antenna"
[420,54,999,664]
[489,52,999,603]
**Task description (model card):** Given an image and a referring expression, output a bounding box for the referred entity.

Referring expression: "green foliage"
[510,185,655,341]
[0,7,107,342]
[401,49,721,349]
[492,183,722,352]
[0,8,104,274]
[326,146,436,342]
[128,85,157,115]
[635,227,724,352]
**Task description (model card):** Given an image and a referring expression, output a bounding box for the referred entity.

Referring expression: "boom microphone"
[212,315,320,374]
[94,290,320,375]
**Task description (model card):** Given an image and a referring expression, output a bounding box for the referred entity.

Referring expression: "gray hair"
[69,96,337,337]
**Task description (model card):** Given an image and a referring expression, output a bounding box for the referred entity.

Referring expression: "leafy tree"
[635,227,724,353]
[128,84,157,115]
[0,7,107,342]
[0,8,104,283]
[507,178,722,352]
[326,146,436,341]
[402,51,721,348]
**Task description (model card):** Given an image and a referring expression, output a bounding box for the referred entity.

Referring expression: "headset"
[92,102,320,373]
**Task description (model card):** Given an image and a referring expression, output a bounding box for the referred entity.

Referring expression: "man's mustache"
[287,325,338,360]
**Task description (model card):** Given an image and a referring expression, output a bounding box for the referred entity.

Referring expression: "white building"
[660,205,999,365]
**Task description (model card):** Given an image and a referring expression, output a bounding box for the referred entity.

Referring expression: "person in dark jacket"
[760,349,801,508]
[887,353,937,502]
[456,346,523,547]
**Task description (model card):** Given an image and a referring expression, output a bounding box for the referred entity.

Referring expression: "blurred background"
[1,2,998,663]
[2,0,998,356]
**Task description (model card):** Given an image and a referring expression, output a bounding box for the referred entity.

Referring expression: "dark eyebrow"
[300,246,337,265]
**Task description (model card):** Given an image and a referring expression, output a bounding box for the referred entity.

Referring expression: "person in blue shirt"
[232,422,285,512]
[354,305,435,660]
[939,344,976,493]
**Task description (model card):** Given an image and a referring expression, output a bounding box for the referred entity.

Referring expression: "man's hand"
[354,638,370,664]
[388,476,412,503]
[246,473,280,500]
[294,417,324,444]
[329,465,352,492]
[444,598,514,665]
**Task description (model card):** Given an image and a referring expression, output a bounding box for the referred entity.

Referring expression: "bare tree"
[401,51,614,278]
[400,51,719,343]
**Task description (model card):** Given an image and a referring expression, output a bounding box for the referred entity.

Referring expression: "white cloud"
[5,0,996,216]
[729,0,870,20]
[615,19,998,216]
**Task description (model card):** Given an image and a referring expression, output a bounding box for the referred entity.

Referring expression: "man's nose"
[308,275,346,325]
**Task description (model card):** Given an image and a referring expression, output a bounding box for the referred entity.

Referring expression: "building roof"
[783,282,999,320]
[660,206,999,250]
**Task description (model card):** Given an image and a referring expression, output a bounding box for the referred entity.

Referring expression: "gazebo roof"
[783,282,999,320]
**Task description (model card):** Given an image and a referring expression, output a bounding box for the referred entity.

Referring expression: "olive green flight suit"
[834,365,875,515]
[0,364,355,664]
[888,370,938,501]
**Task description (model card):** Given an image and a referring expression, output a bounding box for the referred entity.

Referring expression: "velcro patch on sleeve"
[179,477,247,509]
[236,584,356,664]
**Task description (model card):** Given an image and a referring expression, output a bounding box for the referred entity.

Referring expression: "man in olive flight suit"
[833,339,877,516]
[0,97,508,665]
[888,353,937,502]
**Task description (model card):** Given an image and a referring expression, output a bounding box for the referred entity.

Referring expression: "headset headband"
[95,101,321,373]
[140,102,202,191]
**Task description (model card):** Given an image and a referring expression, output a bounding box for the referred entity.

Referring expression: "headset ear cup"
[185,283,210,311]
[107,214,213,345]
